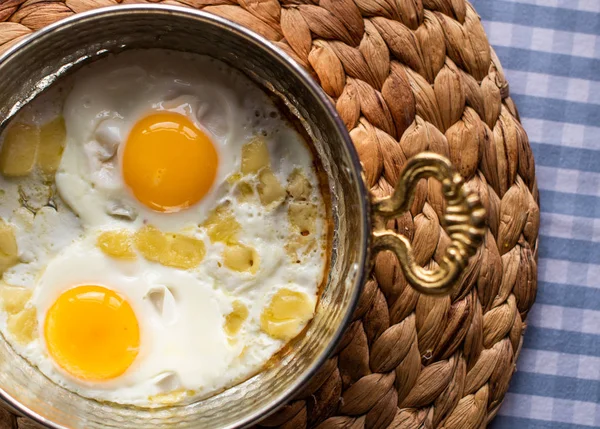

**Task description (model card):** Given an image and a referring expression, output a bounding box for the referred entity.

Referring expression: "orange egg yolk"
[122,113,219,212]
[44,285,140,381]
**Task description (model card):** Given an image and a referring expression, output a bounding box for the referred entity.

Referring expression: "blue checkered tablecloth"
[468,1,600,428]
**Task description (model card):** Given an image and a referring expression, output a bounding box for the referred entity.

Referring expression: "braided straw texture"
[0,1,540,428]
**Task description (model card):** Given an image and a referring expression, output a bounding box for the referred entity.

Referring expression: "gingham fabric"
[468,1,600,428]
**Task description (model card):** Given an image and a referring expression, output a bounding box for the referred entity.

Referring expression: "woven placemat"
[0,1,540,428]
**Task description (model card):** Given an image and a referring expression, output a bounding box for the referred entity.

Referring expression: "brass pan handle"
[371,152,486,295]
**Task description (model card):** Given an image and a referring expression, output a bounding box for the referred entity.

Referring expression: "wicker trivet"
[0,1,540,428]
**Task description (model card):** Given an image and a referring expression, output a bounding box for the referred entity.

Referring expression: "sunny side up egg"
[0,50,328,406]
[30,240,237,403]
[56,51,246,231]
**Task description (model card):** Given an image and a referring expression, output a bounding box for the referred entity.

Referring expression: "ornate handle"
[371,152,486,295]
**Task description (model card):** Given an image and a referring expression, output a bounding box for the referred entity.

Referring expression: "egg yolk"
[44,285,140,381]
[122,113,218,212]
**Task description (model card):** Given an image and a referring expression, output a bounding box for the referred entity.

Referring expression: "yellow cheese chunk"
[202,204,241,244]
[288,201,318,235]
[7,306,37,345]
[135,225,205,269]
[223,243,259,273]
[258,169,286,206]
[0,220,19,274]
[241,139,270,174]
[0,285,32,315]
[38,116,67,178]
[135,225,169,264]
[260,289,315,341]
[287,169,312,200]
[165,233,206,270]
[97,230,136,259]
[224,301,249,337]
[0,123,39,177]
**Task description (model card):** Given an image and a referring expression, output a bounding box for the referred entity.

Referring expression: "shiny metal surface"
[0,5,370,429]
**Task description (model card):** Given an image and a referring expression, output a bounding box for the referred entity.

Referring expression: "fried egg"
[56,50,311,231]
[0,49,328,407]
[25,239,244,404]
